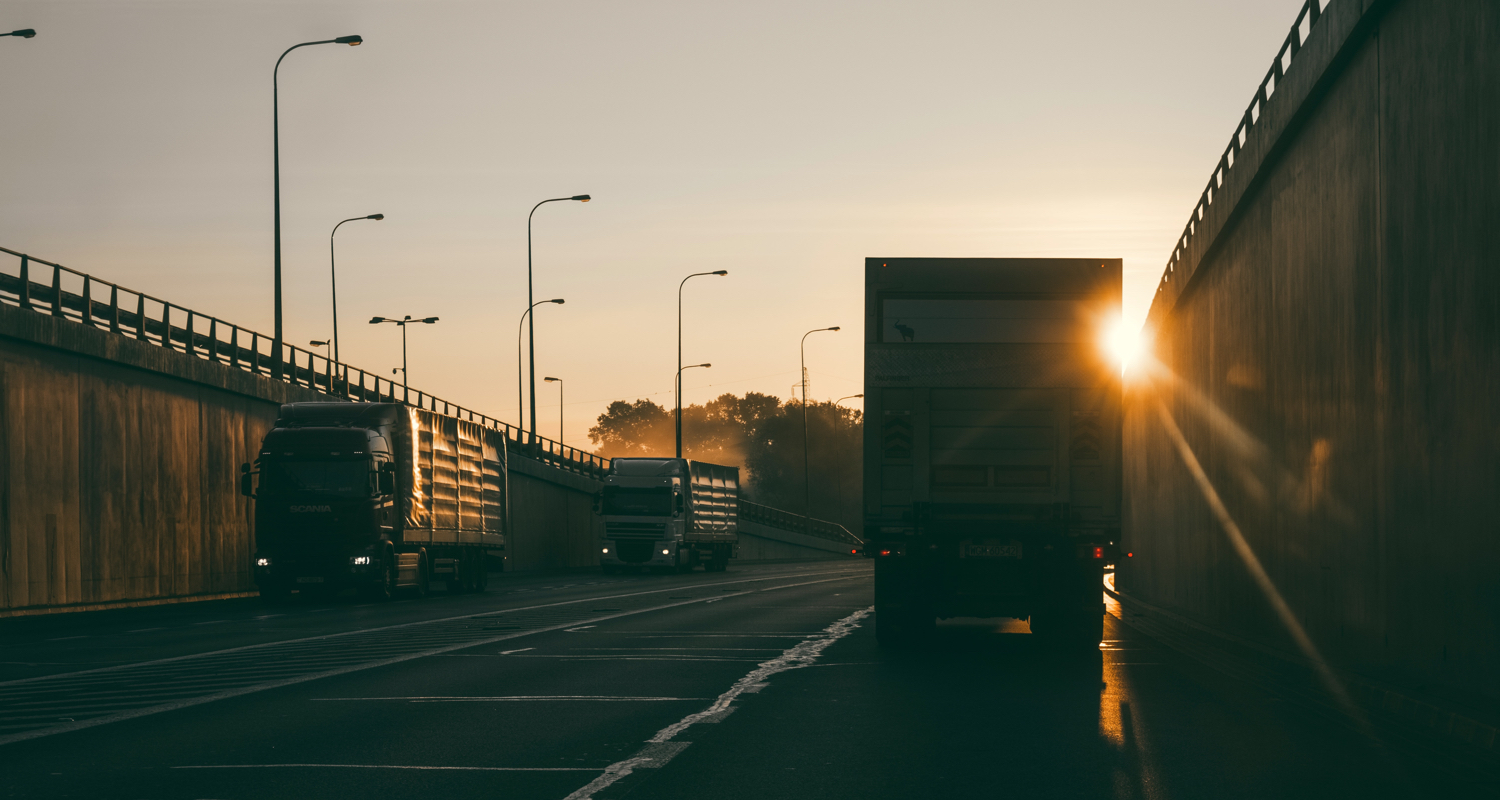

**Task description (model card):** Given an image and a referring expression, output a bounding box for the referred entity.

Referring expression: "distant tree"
[588,399,672,457]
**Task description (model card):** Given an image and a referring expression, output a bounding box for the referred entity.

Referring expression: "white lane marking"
[562,606,872,800]
[311,696,704,702]
[563,625,596,633]
[0,567,865,690]
[173,764,598,772]
[192,620,228,626]
[0,573,865,748]
[499,648,534,655]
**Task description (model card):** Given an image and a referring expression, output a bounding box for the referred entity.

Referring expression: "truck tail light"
[1092,546,1104,559]
[875,545,903,557]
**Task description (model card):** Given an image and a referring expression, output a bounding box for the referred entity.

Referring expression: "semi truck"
[863,258,1123,647]
[596,458,739,573]
[241,402,506,600]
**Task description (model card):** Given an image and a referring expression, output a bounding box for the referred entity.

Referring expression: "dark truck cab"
[242,402,505,600]
[863,258,1123,646]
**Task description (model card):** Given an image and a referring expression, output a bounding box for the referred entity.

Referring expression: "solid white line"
[561,606,872,800]
[173,764,598,772]
[499,648,534,655]
[0,566,866,689]
[311,696,704,702]
[0,573,865,748]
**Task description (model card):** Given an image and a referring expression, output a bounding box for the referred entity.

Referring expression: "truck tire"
[362,553,397,602]
[707,547,730,573]
[412,553,431,598]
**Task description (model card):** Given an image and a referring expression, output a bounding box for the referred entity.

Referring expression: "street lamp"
[676,363,711,457]
[330,214,383,366]
[369,315,437,401]
[677,270,728,457]
[801,326,840,529]
[833,393,864,528]
[309,340,329,348]
[272,33,363,378]
[4,29,36,38]
[543,377,564,444]
[518,299,564,431]
[525,195,589,444]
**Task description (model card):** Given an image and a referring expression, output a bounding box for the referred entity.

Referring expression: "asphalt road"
[0,561,1493,799]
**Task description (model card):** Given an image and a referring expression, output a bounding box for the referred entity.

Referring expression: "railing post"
[50,264,64,318]
[18,255,31,310]
[135,295,148,341]
[229,325,239,368]
[161,304,173,350]
[251,332,260,374]
[81,277,95,327]
[185,311,195,356]
[108,285,121,334]
[207,318,219,362]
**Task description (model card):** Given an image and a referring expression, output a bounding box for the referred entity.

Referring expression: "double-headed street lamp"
[369,315,437,400]
[677,270,728,457]
[543,377,564,445]
[4,29,36,39]
[519,299,564,432]
[525,195,590,444]
[676,363,711,456]
[801,326,840,528]
[273,34,363,376]
[330,214,383,366]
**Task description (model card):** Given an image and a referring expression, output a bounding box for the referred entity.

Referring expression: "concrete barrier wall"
[1122,0,1500,704]
[0,301,852,609]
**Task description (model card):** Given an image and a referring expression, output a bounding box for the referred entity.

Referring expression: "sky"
[1,0,1307,449]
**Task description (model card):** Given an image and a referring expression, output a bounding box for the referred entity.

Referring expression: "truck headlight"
[350,556,372,565]
[255,557,271,567]
[601,547,609,554]
[662,549,670,555]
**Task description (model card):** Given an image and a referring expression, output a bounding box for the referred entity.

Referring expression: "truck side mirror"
[675,493,685,515]
[239,463,254,498]
[378,462,396,495]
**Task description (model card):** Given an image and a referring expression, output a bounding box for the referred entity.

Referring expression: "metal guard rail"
[1156,0,1326,299]
[739,499,862,546]
[0,246,609,480]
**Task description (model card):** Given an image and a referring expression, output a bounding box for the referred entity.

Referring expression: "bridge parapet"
[0,246,607,480]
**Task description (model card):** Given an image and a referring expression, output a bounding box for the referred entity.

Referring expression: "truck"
[862,258,1123,647]
[596,458,738,573]
[241,402,506,600]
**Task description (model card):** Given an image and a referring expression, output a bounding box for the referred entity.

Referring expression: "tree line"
[587,392,862,533]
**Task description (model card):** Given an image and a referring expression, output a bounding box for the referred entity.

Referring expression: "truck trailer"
[242,402,506,600]
[863,258,1123,646]
[596,458,738,573]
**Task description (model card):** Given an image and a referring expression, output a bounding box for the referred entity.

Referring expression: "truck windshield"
[601,487,672,516]
[261,459,373,498]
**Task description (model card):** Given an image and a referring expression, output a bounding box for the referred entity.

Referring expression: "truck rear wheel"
[362,553,397,602]
[412,553,431,598]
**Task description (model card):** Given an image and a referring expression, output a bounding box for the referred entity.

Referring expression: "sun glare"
[1102,317,1144,376]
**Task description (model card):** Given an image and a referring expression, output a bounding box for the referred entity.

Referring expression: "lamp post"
[543,377,564,444]
[369,315,437,401]
[518,299,564,431]
[273,33,362,378]
[833,393,864,529]
[526,195,590,444]
[676,363,711,457]
[3,29,36,38]
[801,326,840,529]
[330,214,383,366]
[677,270,728,457]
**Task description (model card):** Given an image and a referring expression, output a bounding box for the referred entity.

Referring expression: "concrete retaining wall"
[1122,0,1500,705]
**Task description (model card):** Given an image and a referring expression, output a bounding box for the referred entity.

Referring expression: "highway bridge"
[0,0,1496,797]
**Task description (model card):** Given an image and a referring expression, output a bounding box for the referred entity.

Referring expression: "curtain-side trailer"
[242,402,506,600]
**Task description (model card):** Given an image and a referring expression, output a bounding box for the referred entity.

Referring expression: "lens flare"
[1101,317,1145,376]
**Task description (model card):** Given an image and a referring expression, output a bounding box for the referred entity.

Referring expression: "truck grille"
[606,522,666,539]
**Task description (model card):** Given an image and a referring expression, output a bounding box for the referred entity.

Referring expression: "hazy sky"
[2,0,1305,448]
